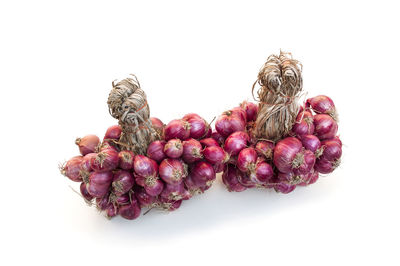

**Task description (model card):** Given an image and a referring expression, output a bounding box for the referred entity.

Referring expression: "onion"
[211,131,225,146]
[215,110,246,138]
[75,135,100,156]
[147,140,166,163]
[134,173,145,187]
[292,110,314,136]
[249,160,274,184]
[240,101,258,122]
[98,140,119,153]
[80,153,96,177]
[292,149,316,176]
[106,204,118,218]
[133,155,158,178]
[231,107,247,123]
[134,186,155,208]
[298,170,319,186]
[164,139,183,158]
[182,138,203,163]
[203,146,229,165]
[315,158,340,174]
[119,197,141,220]
[90,148,119,172]
[213,163,224,174]
[274,181,296,194]
[111,193,130,206]
[159,197,182,211]
[224,131,249,156]
[112,170,134,196]
[118,150,135,170]
[306,95,337,120]
[314,114,338,140]
[320,139,342,161]
[205,127,212,138]
[255,140,275,160]
[237,172,255,188]
[237,148,258,173]
[273,137,303,173]
[191,161,216,185]
[104,125,122,140]
[161,182,187,201]
[300,135,322,155]
[222,165,247,192]
[200,138,219,148]
[96,193,111,210]
[150,117,165,131]
[183,114,208,139]
[144,178,164,196]
[87,171,113,198]
[307,170,319,185]
[164,119,191,140]
[60,156,83,182]
[159,158,186,185]
[80,182,94,201]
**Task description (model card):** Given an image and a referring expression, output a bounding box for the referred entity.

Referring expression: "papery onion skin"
[164,119,191,141]
[90,148,119,172]
[159,158,186,185]
[96,193,111,210]
[240,101,258,122]
[112,170,134,196]
[315,158,339,174]
[255,141,275,160]
[274,181,296,194]
[146,140,166,163]
[164,139,184,158]
[211,131,225,146]
[222,165,247,192]
[200,138,219,148]
[314,114,338,140]
[182,138,203,163]
[292,150,316,176]
[320,139,342,162]
[144,178,164,196]
[273,137,303,174]
[133,155,158,178]
[134,186,155,208]
[119,197,141,220]
[150,117,164,130]
[292,110,314,136]
[76,135,100,156]
[184,115,208,139]
[203,146,229,165]
[191,161,216,183]
[104,125,122,140]
[80,182,94,201]
[224,131,249,156]
[161,182,186,201]
[215,111,246,138]
[249,161,274,184]
[237,148,258,173]
[306,95,337,120]
[118,150,135,170]
[87,171,113,198]
[159,197,182,211]
[300,135,321,154]
[61,156,84,182]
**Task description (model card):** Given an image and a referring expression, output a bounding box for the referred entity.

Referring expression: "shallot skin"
[76,135,100,156]
[273,137,303,174]
[313,114,338,140]
[222,165,247,192]
[61,156,84,182]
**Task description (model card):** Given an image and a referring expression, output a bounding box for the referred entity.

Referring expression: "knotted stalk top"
[107,75,159,154]
[253,51,303,142]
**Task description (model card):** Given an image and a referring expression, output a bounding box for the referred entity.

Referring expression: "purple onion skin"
[76,135,100,156]
[255,141,275,160]
[200,138,219,148]
[144,179,164,196]
[293,150,316,176]
[61,156,84,182]
[292,110,315,137]
[273,137,303,174]
[222,165,247,192]
[306,95,336,116]
[203,146,229,165]
[96,193,111,210]
[211,131,225,146]
[314,114,338,140]
[134,186,155,208]
[90,149,119,172]
[250,161,274,184]
[214,163,224,174]
[80,182,94,201]
[205,127,212,138]
[133,155,158,178]
[87,171,113,198]
[164,119,191,141]
[161,182,187,201]
[185,116,208,139]
[150,117,164,130]
[160,197,182,211]
[215,111,246,138]
[274,182,296,194]
[237,148,258,173]
[80,153,97,174]
[119,198,141,220]
[118,150,135,170]
[298,170,318,186]
[237,172,255,188]
[112,170,134,196]
[240,101,258,122]
[315,158,337,174]
[307,171,319,185]
[320,139,342,161]
[182,113,201,120]
[106,204,118,218]
[231,107,247,124]
[164,139,184,158]
[159,158,186,185]
[300,135,321,153]
[134,173,145,187]
[104,125,122,140]
[147,140,166,163]
[192,161,216,183]
[224,131,250,156]
[115,193,130,206]
[182,138,203,163]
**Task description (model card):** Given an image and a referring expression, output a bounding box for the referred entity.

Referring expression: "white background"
[1,1,399,265]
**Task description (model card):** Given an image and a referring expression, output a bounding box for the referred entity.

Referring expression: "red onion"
[240,101,258,122]
[164,139,183,158]
[60,156,83,182]
[298,170,319,186]
[211,131,225,146]
[314,114,338,140]
[144,178,164,196]
[307,170,319,185]
[112,193,130,206]
[87,171,113,198]
[249,160,274,184]
[133,155,158,178]
[213,163,224,174]
[273,137,303,173]
[98,140,119,153]
[159,158,186,185]
[159,197,182,211]
[292,110,314,136]
[106,204,118,218]
[104,125,122,140]
[191,161,216,185]
[237,148,258,173]
[306,95,337,120]
[164,119,191,140]
[182,113,201,120]
[183,114,208,139]
[112,170,134,196]
[224,131,249,156]
[134,173,145,187]
[119,198,141,220]
[75,135,100,156]
[146,140,166,163]
[300,135,321,155]
[150,117,164,131]
[315,158,340,174]
[215,110,246,138]
[203,146,229,165]
[255,140,275,160]
[292,150,316,176]
[231,107,247,123]
[205,127,212,138]
[134,186,155,208]
[182,138,203,163]
[200,138,219,148]
[320,139,342,161]
[161,182,187,201]
[79,153,97,182]
[237,172,255,188]
[80,182,94,201]
[118,150,135,170]
[274,181,296,194]
[90,148,119,172]
[222,165,247,192]
[96,193,111,210]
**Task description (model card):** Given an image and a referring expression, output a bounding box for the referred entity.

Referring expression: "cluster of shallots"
[217,96,342,193]
[60,113,223,220]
